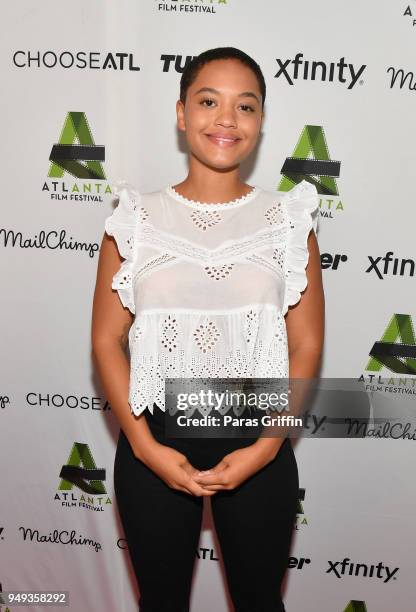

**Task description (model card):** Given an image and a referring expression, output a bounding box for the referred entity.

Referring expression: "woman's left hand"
[191,443,276,491]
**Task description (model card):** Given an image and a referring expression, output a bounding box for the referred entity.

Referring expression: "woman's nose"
[214,105,237,128]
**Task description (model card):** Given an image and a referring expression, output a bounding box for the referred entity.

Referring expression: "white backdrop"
[1,1,415,611]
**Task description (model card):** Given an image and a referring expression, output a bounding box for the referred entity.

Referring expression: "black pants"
[114,404,299,612]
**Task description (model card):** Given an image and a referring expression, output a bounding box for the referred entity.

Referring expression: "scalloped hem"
[129,401,165,417]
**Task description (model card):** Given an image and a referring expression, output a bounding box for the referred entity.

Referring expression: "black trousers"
[114,404,299,612]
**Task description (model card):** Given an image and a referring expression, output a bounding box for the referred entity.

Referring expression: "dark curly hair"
[179,47,266,110]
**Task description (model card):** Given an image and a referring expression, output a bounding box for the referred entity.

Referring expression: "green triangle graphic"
[366,314,416,374]
[48,111,105,180]
[278,125,338,195]
[59,442,106,494]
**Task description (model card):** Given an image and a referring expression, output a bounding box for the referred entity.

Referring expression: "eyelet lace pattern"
[128,306,289,414]
[204,263,235,280]
[166,184,260,210]
[135,222,287,264]
[190,209,223,231]
[104,178,319,415]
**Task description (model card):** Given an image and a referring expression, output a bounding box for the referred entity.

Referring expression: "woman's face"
[176,58,264,171]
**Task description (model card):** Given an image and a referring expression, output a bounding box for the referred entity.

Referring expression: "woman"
[92,47,324,612]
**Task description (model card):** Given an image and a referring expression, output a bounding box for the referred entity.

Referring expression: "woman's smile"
[204,132,242,147]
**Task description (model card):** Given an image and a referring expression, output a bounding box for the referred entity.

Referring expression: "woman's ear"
[176,99,186,132]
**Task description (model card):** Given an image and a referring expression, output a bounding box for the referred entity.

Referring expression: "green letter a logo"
[58,442,106,494]
[366,314,416,374]
[278,125,340,195]
[48,111,106,180]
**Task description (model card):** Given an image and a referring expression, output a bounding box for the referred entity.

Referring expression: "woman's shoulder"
[261,180,319,227]
[110,180,168,214]
[259,179,318,202]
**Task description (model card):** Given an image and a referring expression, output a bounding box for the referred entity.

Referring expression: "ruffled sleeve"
[104,180,140,315]
[281,180,320,316]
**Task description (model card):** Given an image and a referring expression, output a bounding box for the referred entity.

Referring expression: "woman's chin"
[192,151,242,172]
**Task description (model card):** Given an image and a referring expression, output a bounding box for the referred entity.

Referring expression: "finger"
[191,485,218,496]
[193,472,228,486]
[183,470,219,495]
[166,472,203,496]
[193,462,231,482]
[191,465,228,483]
[175,483,204,496]
[199,484,228,491]
[200,489,218,496]
[184,477,217,497]
[198,460,228,474]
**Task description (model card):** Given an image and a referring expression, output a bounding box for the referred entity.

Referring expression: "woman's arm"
[250,229,325,459]
[193,230,325,490]
[286,230,325,376]
[91,232,157,460]
[91,232,215,497]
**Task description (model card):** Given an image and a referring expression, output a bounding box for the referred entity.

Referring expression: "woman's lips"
[205,134,241,147]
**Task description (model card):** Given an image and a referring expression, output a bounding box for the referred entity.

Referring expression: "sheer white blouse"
[104,179,319,416]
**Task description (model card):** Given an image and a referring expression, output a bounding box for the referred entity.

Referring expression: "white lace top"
[104,179,319,416]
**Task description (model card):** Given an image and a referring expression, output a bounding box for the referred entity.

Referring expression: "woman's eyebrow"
[193,86,260,104]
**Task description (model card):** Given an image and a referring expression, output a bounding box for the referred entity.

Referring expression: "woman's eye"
[199,99,255,112]
[240,104,255,112]
[200,98,216,107]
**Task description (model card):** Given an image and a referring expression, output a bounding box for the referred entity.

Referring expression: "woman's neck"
[173,166,252,204]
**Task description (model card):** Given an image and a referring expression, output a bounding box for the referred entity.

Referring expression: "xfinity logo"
[366,252,415,278]
[274,53,366,89]
[326,558,399,583]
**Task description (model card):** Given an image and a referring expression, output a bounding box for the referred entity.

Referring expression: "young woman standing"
[92,47,324,612]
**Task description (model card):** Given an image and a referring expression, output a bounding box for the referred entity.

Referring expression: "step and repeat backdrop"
[1,1,415,611]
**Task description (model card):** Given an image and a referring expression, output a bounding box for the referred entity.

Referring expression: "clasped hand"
[192,444,274,494]
[144,441,275,497]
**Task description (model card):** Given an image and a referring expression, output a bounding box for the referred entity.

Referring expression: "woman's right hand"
[137,440,217,497]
